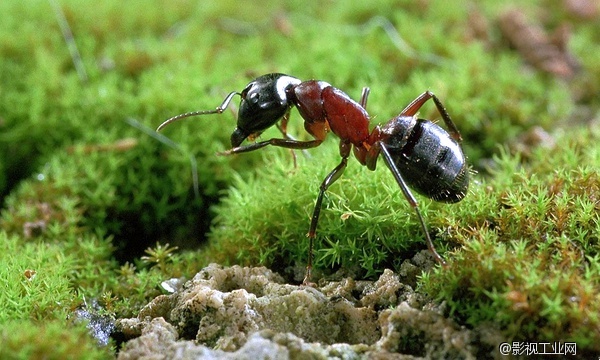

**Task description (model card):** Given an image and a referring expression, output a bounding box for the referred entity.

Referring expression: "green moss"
[0,232,74,322]
[205,146,438,278]
[0,147,210,318]
[207,121,600,352]
[419,128,600,349]
[0,228,113,358]
[0,320,112,360]
[1,0,600,356]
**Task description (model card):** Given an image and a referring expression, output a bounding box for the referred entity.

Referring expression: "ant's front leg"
[276,110,302,168]
[276,109,293,140]
[218,138,323,156]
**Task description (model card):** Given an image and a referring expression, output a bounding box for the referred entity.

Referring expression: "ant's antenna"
[156,91,239,132]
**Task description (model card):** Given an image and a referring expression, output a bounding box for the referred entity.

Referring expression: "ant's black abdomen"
[383,117,469,203]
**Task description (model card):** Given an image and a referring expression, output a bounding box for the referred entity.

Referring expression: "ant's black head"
[231,73,301,147]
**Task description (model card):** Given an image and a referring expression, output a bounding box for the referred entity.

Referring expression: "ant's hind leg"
[400,91,462,143]
[378,142,448,267]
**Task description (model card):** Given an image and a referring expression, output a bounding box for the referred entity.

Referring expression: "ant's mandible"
[157,73,469,284]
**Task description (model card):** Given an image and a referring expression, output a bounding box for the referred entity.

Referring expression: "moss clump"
[0,320,111,360]
[0,225,114,358]
[419,127,600,350]
[206,123,600,352]
[205,144,441,279]
[0,146,214,319]
[0,232,76,322]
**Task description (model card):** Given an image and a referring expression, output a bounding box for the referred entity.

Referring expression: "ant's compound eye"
[240,83,261,107]
[248,92,259,104]
[240,84,253,99]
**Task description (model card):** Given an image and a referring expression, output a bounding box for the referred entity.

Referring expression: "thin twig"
[125,118,200,199]
[498,9,580,79]
[49,0,88,83]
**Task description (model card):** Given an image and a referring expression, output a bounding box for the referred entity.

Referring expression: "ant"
[157,73,469,284]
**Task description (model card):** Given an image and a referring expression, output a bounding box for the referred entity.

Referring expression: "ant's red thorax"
[290,81,370,145]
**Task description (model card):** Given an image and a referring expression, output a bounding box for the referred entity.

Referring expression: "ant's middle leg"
[218,138,323,156]
[303,141,352,284]
[400,91,462,143]
[359,87,370,109]
[304,155,349,284]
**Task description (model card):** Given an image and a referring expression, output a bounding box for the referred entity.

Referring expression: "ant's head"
[231,73,301,147]
[156,73,301,147]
